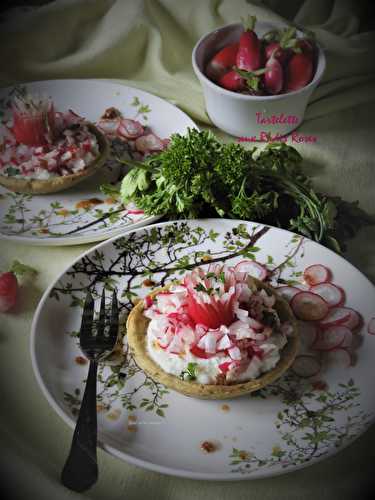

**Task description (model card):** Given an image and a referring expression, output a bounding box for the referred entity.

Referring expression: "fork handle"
[61,360,98,492]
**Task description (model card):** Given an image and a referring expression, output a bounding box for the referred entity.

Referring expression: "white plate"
[0,80,197,245]
[30,219,375,480]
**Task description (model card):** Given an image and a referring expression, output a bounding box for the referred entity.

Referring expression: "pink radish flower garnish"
[184,264,244,329]
[12,92,56,147]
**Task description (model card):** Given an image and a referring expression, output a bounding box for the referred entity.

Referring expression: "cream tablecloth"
[0,1,374,499]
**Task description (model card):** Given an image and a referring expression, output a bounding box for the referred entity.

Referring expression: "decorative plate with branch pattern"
[0,79,197,245]
[30,219,375,479]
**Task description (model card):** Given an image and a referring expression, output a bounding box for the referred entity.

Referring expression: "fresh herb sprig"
[119,129,373,253]
[180,362,198,381]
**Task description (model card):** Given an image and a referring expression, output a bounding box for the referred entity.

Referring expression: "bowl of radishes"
[192,17,326,138]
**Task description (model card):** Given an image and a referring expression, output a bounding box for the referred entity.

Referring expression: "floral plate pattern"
[30,219,375,480]
[0,80,197,245]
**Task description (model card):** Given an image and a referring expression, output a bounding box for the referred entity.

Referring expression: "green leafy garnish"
[180,362,198,381]
[10,260,38,282]
[5,166,20,177]
[119,129,373,253]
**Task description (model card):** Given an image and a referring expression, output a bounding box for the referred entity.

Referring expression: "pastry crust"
[0,123,110,194]
[126,277,299,400]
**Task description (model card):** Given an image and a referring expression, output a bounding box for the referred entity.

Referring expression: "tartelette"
[126,264,299,399]
[0,92,109,194]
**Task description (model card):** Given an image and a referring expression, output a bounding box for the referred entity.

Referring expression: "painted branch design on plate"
[230,374,373,474]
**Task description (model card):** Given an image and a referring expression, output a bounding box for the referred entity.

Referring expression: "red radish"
[312,326,351,351]
[0,272,18,312]
[205,43,239,81]
[310,283,345,308]
[276,285,300,303]
[118,119,144,139]
[319,307,351,329]
[368,317,375,335]
[236,16,262,71]
[285,52,313,91]
[234,260,267,281]
[303,264,331,286]
[297,38,315,54]
[291,291,329,321]
[265,42,291,65]
[218,70,245,91]
[324,348,352,369]
[292,355,321,378]
[264,48,283,95]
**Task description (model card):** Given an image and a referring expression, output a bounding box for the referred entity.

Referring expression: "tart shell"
[0,123,110,194]
[126,277,299,400]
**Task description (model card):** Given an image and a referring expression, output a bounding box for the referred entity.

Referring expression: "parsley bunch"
[120,129,373,252]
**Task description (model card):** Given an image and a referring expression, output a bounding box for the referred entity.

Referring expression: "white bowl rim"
[192,22,326,102]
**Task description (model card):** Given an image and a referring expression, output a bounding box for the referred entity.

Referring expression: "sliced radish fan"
[303,264,331,286]
[291,291,329,321]
[310,283,345,308]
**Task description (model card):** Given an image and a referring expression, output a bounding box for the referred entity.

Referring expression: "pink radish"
[0,271,18,312]
[285,52,313,91]
[292,355,321,378]
[205,43,239,82]
[218,70,245,91]
[264,49,283,95]
[303,264,331,286]
[291,291,329,321]
[368,317,375,335]
[312,325,351,351]
[310,283,345,307]
[276,285,300,303]
[234,260,267,281]
[236,16,262,71]
[118,119,144,139]
[324,348,352,369]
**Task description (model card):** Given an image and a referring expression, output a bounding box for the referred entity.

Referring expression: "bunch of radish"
[205,16,316,95]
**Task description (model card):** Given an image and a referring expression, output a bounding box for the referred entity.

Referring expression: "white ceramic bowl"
[192,22,326,138]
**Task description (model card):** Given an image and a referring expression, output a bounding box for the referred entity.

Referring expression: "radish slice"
[118,119,144,139]
[323,348,352,368]
[291,291,329,321]
[368,317,375,335]
[298,321,319,352]
[292,355,321,378]
[276,286,300,303]
[319,307,351,329]
[339,307,361,330]
[303,264,331,286]
[312,326,351,351]
[310,283,345,308]
[234,260,268,281]
[135,133,165,153]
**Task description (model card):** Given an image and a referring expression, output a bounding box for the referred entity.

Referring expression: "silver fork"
[61,289,119,492]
